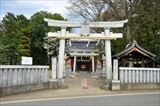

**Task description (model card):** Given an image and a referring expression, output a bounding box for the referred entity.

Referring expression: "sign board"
[80,22,90,36]
[51,57,57,79]
[21,56,33,65]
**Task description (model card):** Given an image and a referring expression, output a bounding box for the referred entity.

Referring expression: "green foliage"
[0,39,11,64]
[29,11,65,65]
[111,0,160,62]
[18,33,31,57]
[44,38,59,56]
[132,0,160,62]
[18,49,31,56]
[0,11,65,65]
[0,13,29,64]
[111,38,128,55]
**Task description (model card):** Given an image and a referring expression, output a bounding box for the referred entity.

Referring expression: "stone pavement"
[1,71,159,102]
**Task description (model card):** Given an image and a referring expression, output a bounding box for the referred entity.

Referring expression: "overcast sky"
[0,0,71,20]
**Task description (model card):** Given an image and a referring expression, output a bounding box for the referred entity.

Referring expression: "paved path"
[65,71,105,88]
[1,92,160,106]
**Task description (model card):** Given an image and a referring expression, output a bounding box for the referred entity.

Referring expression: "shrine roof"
[68,40,99,51]
[113,40,156,59]
[66,40,101,56]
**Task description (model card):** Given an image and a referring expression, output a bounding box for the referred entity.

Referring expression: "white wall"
[119,67,160,83]
[0,65,49,87]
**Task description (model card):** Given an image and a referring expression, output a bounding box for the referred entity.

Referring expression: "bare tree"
[67,0,108,21]
[67,0,142,40]
[102,0,142,40]
[102,0,141,19]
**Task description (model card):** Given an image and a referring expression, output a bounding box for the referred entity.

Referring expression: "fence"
[0,65,49,88]
[119,67,160,83]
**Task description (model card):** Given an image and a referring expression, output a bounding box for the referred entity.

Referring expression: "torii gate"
[44,18,127,86]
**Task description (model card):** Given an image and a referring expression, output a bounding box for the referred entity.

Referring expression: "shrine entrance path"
[65,71,106,91]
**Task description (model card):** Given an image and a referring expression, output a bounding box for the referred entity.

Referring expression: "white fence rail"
[0,65,49,87]
[119,67,160,83]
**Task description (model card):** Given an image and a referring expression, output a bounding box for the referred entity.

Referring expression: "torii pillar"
[58,27,66,79]
[104,28,112,85]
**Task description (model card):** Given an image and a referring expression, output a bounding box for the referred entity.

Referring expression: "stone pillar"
[57,28,66,79]
[66,59,72,77]
[96,59,102,76]
[92,56,95,73]
[113,59,118,80]
[51,57,57,80]
[63,54,67,77]
[129,61,133,67]
[104,28,112,83]
[102,55,106,77]
[112,59,120,90]
[73,56,77,74]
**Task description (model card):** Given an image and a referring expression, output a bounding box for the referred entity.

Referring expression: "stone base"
[49,79,69,89]
[121,83,160,90]
[49,79,58,89]
[91,72,99,78]
[100,84,110,90]
[69,75,75,78]
[96,69,102,76]
[100,73,107,78]
[66,71,76,78]
[57,79,69,89]
[0,82,49,96]
[112,80,120,91]
[100,79,112,90]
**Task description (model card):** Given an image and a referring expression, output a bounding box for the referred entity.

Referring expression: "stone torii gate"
[44,18,127,87]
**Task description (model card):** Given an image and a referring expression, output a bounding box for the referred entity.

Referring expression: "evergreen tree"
[18,28,31,57]
[0,13,29,64]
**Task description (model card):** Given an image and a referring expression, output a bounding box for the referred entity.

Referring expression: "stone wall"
[0,83,49,96]
[120,83,160,90]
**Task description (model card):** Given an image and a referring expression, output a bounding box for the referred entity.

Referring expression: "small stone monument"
[112,59,121,90]
[49,57,58,89]
[96,59,102,76]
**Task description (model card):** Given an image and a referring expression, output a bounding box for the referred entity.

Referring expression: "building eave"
[113,40,156,59]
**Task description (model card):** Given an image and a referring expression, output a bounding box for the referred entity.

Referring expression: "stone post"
[63,54,67,77]
[51,57,57,80]
[112,59,120,90]
[113,59,118,80]
[96,59,102,76]
[129,61,133,67]
[73,56,77,75]
[102,55,106,77]
[104,28,112,84]
[49,57,58,89]
[65,59,72,77]
[92,56,95,73]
